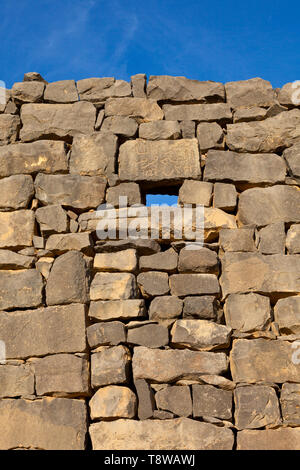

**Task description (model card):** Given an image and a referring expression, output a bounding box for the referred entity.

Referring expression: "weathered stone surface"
[95,238,161,255]
[147,76,225,102]
[0,210,35,249]
[0,175,34,209]
[137,271,170,297]
[127,323,169,348]
[204,150,286,184]
[204,207,237,240]
[278,82,300,106]
[36,256,54,279]
[87,322,126,348]
[134,378,155,420]
[35,173,106,210]
[33,354,89,396]
[258,222,285,254]
[230,338,300,383]
[44,80,78,103]
[140,248,178,272]
[179,180,213,206]
[90,272,137,300]
[238,185,300,226]
[91,346,130,387]
[155,385,192,417]
[101,116,138,136]
[90,417,234,450]
[0,304,86,359]
[233,106,267,123]
[170,274,220,297]
[149,295,183,320]
[46,232,92,254]
[163,103,231,123]
[0,250,34,269]
[226,109,300,152]
[274,296,300,334]
[224,293,271,332]
[106,183,141,207]
[12,81,45,103]
[0,140,68,177]
[36,204,68,234]
[94,249,137,272]
[178,247,219,274]
[280,383,300,426]
[183,296,217,320]
[0,398,87,450]
[0,365,34,397]
[0,114,20,145]
[171,319,231,350]
[234,385,281,430]
[286,224,300,254]
[70,132,117,178]
[213,183,237,211]
[197,122,224,152]
[105,97,163,123]
[283,143,300,178]
[89,299,145,321]
[225,78,276,108]
[220,252,300,298]
[23,72,47,83]
[219,228,256,252]
[139,121,181,140]
[0,269,42,310]
[119,138,200,182]
[193,384,232,419]
[20,102,96,141]
[77,78,131,105]
[133,346,228,382]
[89,385,136,420]
[131,74,146,98]
[46,251,89,306]
[237,428,300,450]
[180,120,195,138]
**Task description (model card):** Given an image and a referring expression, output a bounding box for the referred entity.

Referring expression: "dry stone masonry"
[0,73,299,450]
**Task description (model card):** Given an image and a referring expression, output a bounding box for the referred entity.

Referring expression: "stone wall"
[0,73,299,450]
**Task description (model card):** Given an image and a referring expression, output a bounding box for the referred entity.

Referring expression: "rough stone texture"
[139,248,178,272]
[0,269,43,310]
[280,383,300,426]
[237,428,300,450]
[133,347,228,382]
[0,140,68,177]
[91,346,130,387]
[94,249,137,272]
[131,74,146,98]
[258,222,285,254]
[233,107,267,123]
[155,386,192,417]
[234,385,281,430]
[0,250,34,269]
[178,247,219,274]
[46,233,92,254]
[180,120,195,138]
[197,122,224,152]
[90,385,137,420]
[77,78,131,106]
[134,379,155,420]
[192,384,232,419]
[33,354,89,396]
[179,180,213,206]
[283,143,300,178]
[183,296,217,320]
[171,319,231,350]
[230,338,300,383]
[147,76,225,102]
[90,417,234,450]
[0,304,86,359]
[163,103,232,123]
[0,398,87,450]
[35,204,68,234]
[119,138,200,183]
[219,228,256,252]
[106,182,141,207]
[127,323,169,348]
[0,175,34,209]
[0,210,35,249]
[274,296,300,334]
[139,121,181,140]
[286,224,300,254]
[220,252,300,298]
[213,182,237,211]
[89,299,145,321]
[137,271,170,297]
[20,102,96,141]
[0,365,34,398]
[44,80,78,103]
[170,274,220,297]
[149,295,183,320]
[35,173,106,210]
[225,78,276,109]
[0,114,20,145]
[87,322,126,348]
[224,293,271,332]
[105,97,164,122]
[90,272,137,300]
[12,81,45,103]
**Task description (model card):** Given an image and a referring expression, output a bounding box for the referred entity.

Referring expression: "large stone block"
[91,346,130,387]
[149,296,183,320]
[0,210,35,249]
[33,354,89,396]
[155,385,192,417]
[237,428,300,450]
[226,109,300,152]
[230,338,300,383]
[87,321,126,349]
[192,384,232,419]
[0,140,68,177]
[70,132,117,178]
[220,252,300,298]
[147,76,225,102]
[119,138,200,183]
[94,249,137,272]
[127,323,169,348]
[0,250,34,269]
[286,224,300,254]
[163,103,232,123]
[90,417,234,450]
[101,116,138,137]
[77,78,131,105]
[105,97,163,122]
[89,299,145,321]
[44,80,78,103]
[178,180,213,206]
[224,293,271,332]
[0,114,20,145]
[139,121,181,140]
[11,81,45,103]
[139,249,178,272]
[219,227,256,253]
[45,233,93,255]
[274,296,300,334]
[20,102,96,141]
[0,365,34,398]
[171,319,231,350]
[133,347,228,382]
[0,304,86,359]
[197,122,224,152]
[170,274,220,297]
[34,173,106,210]
[238,185,300,226]
[137,271,170,297]
[0,175,34,210]
[280,383,300,426]
[225,78,276,108]
[204,150,286,184]
[183,296,217,320]
[35,204,68,235]
[0,269,43,310]
[90,272,137,300]
[89,386,137,420]
[283,143,300,178]
[0,398,87,450]
[178,247,219,274]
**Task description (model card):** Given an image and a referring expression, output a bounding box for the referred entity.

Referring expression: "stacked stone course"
[0,73,299,449]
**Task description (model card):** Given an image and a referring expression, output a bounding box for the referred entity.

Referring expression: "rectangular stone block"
[119,138,200,183]
[163,103,232,122]
[91,346,130,387]
[0,304,86,359]
[0,365,34,398]
[147,76,225,102]
[192,384,232,419]
[94,249,137,272]
[90,273,137,300]
[0,210,35,249]
[170,274,220,297]
[105,97,164,123]
[0,269,43,310]
[237,428,300,450]
[89,299,146,321]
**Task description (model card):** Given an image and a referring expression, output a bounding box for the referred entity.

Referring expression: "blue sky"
[1,0,299,89]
